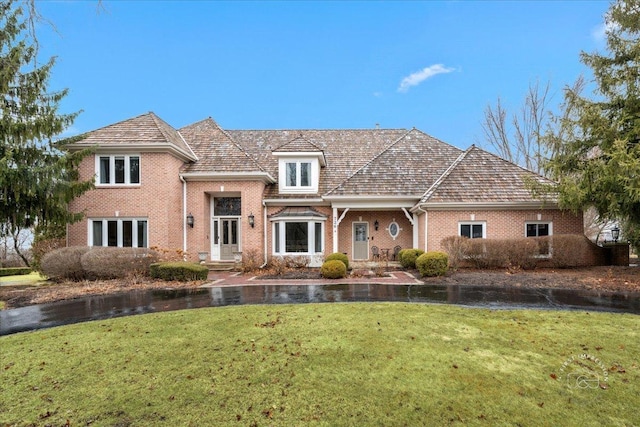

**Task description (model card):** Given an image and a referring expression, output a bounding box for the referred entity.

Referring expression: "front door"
[220,218,239,261]
[353,222,369,260]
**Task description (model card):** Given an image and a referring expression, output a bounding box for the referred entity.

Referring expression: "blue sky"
[36,1,611,150]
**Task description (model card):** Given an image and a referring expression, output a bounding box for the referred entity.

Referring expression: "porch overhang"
[325,195,419,210]
[180,171,276,184]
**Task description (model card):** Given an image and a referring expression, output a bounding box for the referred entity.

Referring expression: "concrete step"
[202,261,236,271]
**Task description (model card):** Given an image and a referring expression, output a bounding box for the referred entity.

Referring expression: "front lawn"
[1,303,638,426]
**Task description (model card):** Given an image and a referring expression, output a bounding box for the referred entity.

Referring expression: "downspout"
[180,175,187,257]
[261,200,268,268]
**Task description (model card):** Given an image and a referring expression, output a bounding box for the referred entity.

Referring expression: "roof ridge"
[209,119,269,174]
[272,134,324,152]
[419,145,473,203]
[324,128,414,196]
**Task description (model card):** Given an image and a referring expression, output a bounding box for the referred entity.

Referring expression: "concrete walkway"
[203,270,423,287]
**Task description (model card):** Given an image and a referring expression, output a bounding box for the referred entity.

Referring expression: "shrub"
[266,256,289,276]
[440,236,468,270]
[31,237,65,272]
[325,252,349,270]
[506,238,539,270]
[241,248,262,273]
[548,235,595,268]
[0,267,32,277]
[81,247,160,279]
[416,251,449,277]
[41,246,92,281]
[149,262,209,281]
[400,249,425,269]
[284,256,310,269]
[321,260,347,279]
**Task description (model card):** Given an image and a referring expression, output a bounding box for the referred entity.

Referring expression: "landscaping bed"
[0,265,638,310]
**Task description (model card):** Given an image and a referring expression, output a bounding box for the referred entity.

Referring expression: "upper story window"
[277,157,319,194]
[286,161,311,187]
[97,154,140,185]
[459,222,485,239]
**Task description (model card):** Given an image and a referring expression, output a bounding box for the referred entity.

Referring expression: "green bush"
[41,246,92,281]
[325,252,349,270]
[399,249,425,269]
[416,251,449,277]
[321,260,347,279]
[0,267,32,277]
[149,262,209,281]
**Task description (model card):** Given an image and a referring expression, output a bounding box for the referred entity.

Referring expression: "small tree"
[0,1,93,265]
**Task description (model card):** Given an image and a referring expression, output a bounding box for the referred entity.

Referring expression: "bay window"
[273,221,324,255]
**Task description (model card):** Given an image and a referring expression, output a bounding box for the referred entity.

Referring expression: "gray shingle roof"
[420,146,556,204]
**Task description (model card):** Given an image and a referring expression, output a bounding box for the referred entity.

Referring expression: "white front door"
[210,217,239,261]
[353,222,369,260]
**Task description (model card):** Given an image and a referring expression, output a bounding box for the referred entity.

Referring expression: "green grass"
[0,271,46,286]
[1,303,638,426]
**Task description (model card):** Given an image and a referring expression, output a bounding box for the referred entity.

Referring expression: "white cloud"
[591,20,618,43]
[397,64,455,93]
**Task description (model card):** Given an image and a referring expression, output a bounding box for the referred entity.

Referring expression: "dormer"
[272,135,326,194]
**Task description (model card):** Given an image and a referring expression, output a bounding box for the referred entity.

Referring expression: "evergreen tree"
[0,1,93,265]
[543,0,640,250]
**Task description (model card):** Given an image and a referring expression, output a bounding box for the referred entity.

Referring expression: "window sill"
[95,184,141,188]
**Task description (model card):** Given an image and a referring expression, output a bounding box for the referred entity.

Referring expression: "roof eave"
[67,142,198,162]
[412,200,560,212]
[180,171,276,184]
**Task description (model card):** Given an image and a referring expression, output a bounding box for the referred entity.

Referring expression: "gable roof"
[325,129,463,197]
[179,118,269,175]
[419,146,556,205]
[68,112,197,162]
[227,129,408,198]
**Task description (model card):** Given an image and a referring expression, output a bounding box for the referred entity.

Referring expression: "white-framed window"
[459,222,486,239]
[277,158,319,194]
[388,221,401,240]
[526,222,552,256]
[89,218,148,247]
[96,154,140,185]
[273,221,324,255]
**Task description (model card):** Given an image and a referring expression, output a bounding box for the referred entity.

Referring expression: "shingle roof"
[179,118,267,174]
[420,146,556,204]
[272,135,324,153]
[72,112,196,161]
[227,129,408,198]
[326,129,463,197]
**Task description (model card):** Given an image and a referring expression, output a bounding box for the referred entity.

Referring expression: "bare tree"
[480,80,552,174]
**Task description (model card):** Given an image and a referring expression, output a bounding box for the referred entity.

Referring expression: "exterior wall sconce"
[611,226,620,242]
[248,213,255,228]
[374,220,379,231]
[186,213,194,228]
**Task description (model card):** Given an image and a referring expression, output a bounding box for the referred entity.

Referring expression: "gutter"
[261,200,268,268]
[180,174,187,257]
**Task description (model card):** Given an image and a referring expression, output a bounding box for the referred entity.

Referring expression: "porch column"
[412,212,419,249]
[332,207,338,253]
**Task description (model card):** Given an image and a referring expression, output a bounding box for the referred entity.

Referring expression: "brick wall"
[425,209,584,251]
[184,181,266,262]
[67,152,185,249]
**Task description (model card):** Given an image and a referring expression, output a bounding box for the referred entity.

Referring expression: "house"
[66,112,584,267]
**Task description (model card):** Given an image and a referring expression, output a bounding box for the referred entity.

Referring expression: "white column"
[413,212,419,249]
[332,207,338,253]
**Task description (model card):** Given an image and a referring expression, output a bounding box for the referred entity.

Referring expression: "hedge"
[150,262,209,281]
[0,267,33,277]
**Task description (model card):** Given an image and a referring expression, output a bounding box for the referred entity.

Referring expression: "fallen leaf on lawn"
[550,373,558,380]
